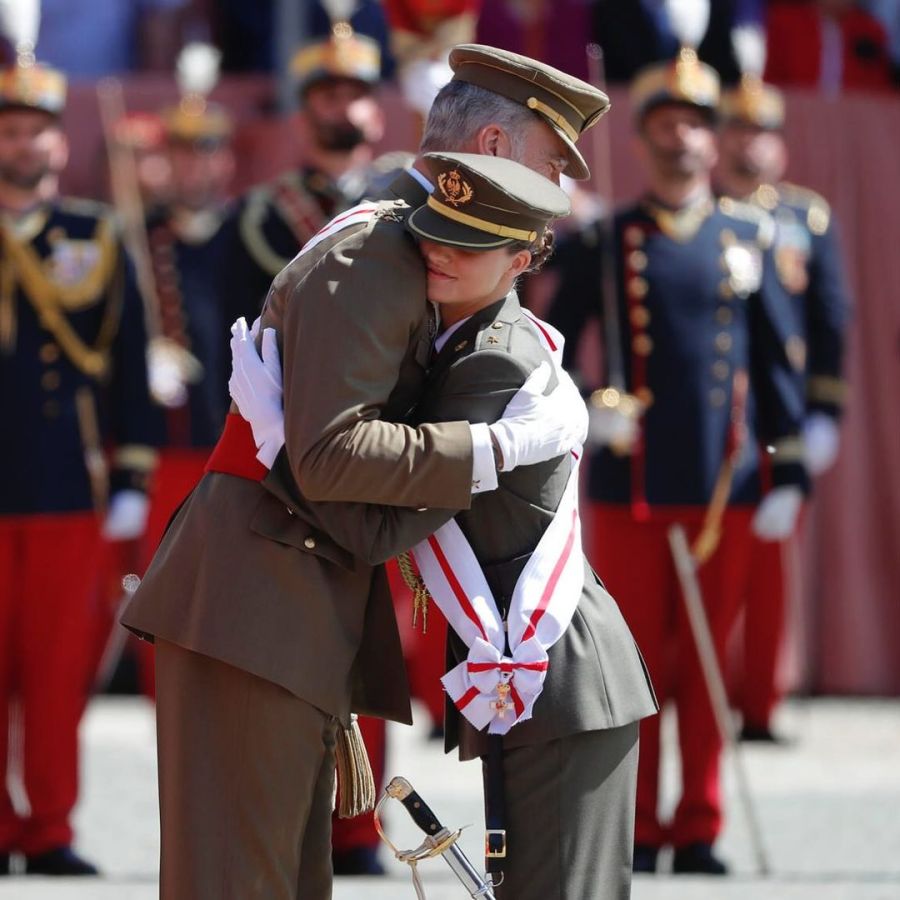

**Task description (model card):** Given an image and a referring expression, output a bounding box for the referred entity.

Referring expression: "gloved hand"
[803,412,840,476]
[587,404,639,452]
[147,340,188,409]
[489,363,587,471]
[228,316,284,468]
[102,489,150,541]
[751,486,803,541]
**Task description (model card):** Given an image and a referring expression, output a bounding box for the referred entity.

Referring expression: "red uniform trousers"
[132,448,210,698]
[591,503,754,848]
[738,536,788,730]
[0,513,102,855]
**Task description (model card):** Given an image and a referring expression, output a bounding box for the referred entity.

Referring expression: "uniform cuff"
[469,423,498,495]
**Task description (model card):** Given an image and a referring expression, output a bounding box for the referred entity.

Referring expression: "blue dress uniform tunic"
[0,197,158,859]
[546,194,809,852]
[549,196,808,514]
[0,199,159,514]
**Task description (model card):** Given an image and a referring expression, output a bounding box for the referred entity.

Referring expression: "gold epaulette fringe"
[396,551,432,634]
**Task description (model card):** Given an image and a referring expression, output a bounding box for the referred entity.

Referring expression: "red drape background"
[57,79,900,695]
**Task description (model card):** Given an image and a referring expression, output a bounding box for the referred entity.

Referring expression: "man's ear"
[474,124,513,159]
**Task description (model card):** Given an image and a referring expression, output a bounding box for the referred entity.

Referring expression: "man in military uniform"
[716,77,851,741]
[229,25,385,312]
[122,44,607,899]
[123,53,241,698]
[0,52,157,875]
[546,50,809,875]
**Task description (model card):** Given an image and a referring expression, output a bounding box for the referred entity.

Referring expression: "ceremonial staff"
[96,77,202,407]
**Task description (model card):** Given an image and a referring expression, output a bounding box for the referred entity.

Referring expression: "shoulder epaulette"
[778,182,831,235]
[474,318,515,354]
[718,196,775,249]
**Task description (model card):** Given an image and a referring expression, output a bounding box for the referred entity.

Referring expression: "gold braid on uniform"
[335,714,376,818]
[396,551,432,634]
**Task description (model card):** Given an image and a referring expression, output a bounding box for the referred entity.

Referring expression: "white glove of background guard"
[803,412,840,476]
[102,490,150,541]
[751,485,803,541]
[228,317,589,475]
[229,317,284,468]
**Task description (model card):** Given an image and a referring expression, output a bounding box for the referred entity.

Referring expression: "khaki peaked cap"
[448,44,610,180]
[720,76,785,131]
[408,152,570,249]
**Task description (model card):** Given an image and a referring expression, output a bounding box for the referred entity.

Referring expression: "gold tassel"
[335,714,376,819]
[396,551,432,634]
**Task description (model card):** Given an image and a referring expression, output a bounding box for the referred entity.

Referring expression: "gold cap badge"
[437,170,474,208]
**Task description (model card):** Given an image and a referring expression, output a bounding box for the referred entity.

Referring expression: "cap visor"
[557,129,589,181]
[407,205,517,250]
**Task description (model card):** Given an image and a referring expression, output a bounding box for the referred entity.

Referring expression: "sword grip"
[385,776,445,838]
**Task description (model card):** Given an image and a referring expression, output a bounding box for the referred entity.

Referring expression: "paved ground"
[1,696,898,899]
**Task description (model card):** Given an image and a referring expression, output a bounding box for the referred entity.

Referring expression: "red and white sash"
[293,202,379,262]
[410,316,585,735]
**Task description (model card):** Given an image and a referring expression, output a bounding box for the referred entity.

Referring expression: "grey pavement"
[1,696,899,899]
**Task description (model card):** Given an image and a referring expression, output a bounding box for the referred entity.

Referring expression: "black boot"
[672,842,728,875]
[632,843,659,873]
[25,846,99,876]
[740,724,790,744]
[0,852,9,876]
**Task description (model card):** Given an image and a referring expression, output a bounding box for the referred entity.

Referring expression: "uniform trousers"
[0,512,101,855]
[738,535,789,730]
[155,639,338,900]
[490,722,639,900]
[590,503,754,848]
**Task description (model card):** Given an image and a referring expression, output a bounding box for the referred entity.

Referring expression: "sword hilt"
[386,776,445,839]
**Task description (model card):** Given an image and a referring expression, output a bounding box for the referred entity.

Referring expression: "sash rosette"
[410,315,585,735]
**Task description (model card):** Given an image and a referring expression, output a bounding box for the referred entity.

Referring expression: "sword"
[375,776,497,899]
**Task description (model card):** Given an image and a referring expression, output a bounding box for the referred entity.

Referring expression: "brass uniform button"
[716,307,733,325]
[635,386,654,406]
[630,306,650,327]
[39,343,60,364]
[715,332,733,353]
[43,399,60,418]
[628,277,648,299]
[41,371,60,391]
[629,250,648,271]
[632,334,653,356]
[712,360,730,380]
[304,536,316,550]
[709,387,727,407]
[625,226,644,247]
[718,281,734,299]
[491,322,504,329]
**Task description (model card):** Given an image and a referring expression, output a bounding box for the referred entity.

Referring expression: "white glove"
[751,486,803,541]
[489,363,587,471]
[102,490,150,541]
[147,341,188,409]
[228,316,284,468]
[587,404,639,451]
[803,412,840,476]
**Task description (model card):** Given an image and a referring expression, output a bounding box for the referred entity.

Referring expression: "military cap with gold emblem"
[408,151,570,249]
[720,77,785,131]
[448,44,610,180]
[722,21,784,131]
[630,48,720,122]
[291,22,381,95]
[0,0,66,116]
[162,43,232,145]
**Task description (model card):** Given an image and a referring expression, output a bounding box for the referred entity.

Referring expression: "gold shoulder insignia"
[779,182,831,235]
[719,197,775,249]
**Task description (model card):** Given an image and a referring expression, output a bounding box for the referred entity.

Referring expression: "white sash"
[410,315,584,735]
[291,202,379,263]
